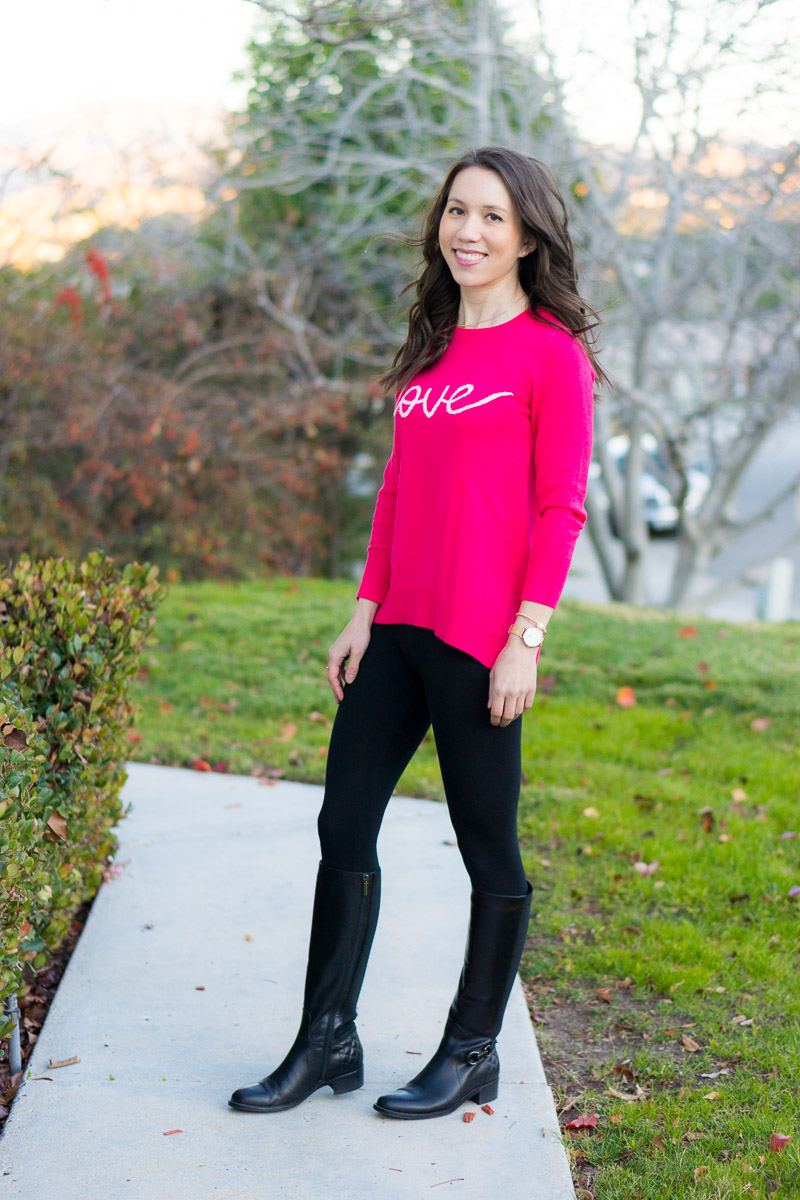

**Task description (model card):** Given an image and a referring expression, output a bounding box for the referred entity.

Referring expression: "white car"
[590,436,711,537]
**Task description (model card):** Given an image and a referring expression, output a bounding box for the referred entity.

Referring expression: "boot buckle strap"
[465,1041,494,1066]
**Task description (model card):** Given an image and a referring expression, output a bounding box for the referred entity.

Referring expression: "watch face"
[522,626,543,647]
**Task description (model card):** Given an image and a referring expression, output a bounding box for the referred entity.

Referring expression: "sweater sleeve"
[521,333,595,608]
[356,414,401,605]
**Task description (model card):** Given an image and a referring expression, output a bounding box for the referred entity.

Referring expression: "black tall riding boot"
[229,861,380,1113]
[374,881,533,1120]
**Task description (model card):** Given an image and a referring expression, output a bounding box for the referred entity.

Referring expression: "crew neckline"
[452,308,532,335]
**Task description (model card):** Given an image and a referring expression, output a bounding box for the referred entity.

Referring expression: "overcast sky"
[1,0,797,149]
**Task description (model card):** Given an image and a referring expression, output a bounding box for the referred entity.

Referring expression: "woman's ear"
[519,238,536,258]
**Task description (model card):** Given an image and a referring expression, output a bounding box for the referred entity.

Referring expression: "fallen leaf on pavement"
[463,1112,475,1123]
[48,1056,79,1069]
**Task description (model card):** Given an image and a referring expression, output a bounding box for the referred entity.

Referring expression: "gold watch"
[508,621,545,648]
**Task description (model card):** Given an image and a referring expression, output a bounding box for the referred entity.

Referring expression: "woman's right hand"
[326,599,379,702]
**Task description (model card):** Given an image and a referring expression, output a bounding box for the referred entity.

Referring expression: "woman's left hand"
[488,638,539,727]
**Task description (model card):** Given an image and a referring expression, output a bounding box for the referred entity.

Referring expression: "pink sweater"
[357,307,595,669]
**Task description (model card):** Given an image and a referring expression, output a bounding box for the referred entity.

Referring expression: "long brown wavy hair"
[379,145,610,398]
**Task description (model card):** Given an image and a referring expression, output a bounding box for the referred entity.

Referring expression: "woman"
[229,145,606,1121]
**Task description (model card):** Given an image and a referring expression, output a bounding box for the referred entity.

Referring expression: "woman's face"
[438,165,534,290]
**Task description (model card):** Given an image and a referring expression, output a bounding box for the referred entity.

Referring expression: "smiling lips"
[453,249,487,265]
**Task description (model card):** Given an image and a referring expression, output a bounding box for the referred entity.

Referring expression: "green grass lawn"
[130,579,800,1199]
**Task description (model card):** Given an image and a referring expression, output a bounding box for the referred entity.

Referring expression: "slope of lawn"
[130,579,800,1199]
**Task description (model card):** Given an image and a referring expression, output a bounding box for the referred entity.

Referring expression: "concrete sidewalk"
[1,763,575,1200]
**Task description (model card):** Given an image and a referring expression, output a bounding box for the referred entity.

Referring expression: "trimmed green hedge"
[0,553,165,1047]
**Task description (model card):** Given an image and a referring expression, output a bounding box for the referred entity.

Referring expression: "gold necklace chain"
[456,301,528,329]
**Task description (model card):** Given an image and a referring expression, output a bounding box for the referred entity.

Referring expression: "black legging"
[317,623,527,896]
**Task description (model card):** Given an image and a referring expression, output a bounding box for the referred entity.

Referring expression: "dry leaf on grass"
[605,1086,647,1102]
[633,860,659,876]
[564,1113,599,1129]
[699,806,714,833]
[769,1133,792,1152]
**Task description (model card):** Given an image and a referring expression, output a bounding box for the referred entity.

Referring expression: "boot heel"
[473,1080,498,1105]
[329,1067,364,1095]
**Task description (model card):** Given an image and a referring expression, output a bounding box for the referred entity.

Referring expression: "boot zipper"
[362,873,371,897]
